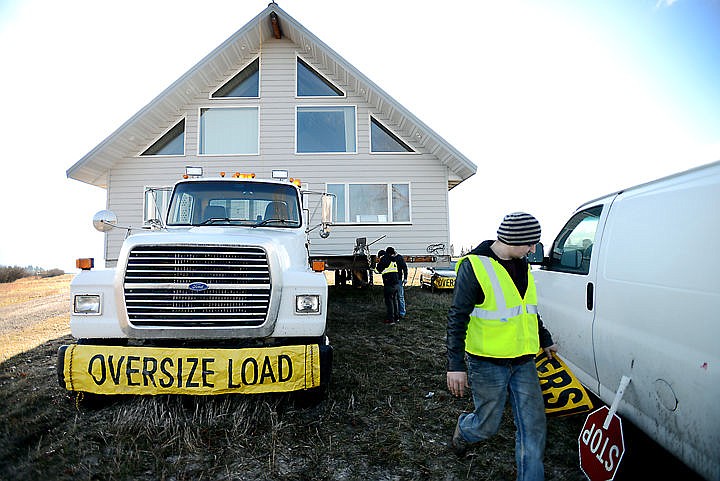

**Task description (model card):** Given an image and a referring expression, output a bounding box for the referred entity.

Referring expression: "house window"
[297,57,343,97]
[297,106,356,153]
[143,186,172,224]
[199,107,258,155]
[327,184,345,222]
[327,183,410,223]
[212,58,259,98]
[391,183,410,222]
[370,117,413,153]
[141,119,185,156]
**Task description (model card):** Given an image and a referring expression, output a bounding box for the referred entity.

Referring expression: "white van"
[532,161,720,481]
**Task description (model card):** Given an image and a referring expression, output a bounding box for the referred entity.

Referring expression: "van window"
[547,206,602,274]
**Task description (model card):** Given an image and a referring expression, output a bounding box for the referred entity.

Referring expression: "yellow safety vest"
[378,260,398,274]
[457,255,540,358]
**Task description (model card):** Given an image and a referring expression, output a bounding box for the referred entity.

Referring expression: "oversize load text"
[63,344,319,395]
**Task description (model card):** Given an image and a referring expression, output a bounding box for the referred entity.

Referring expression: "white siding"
[103,39,451,266]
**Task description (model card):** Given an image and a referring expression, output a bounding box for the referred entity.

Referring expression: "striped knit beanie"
[497,212,541,246]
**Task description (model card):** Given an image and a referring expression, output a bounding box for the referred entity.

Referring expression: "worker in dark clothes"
[376,248,402,324]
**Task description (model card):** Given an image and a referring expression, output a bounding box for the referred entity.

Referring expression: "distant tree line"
[0,265,65,283]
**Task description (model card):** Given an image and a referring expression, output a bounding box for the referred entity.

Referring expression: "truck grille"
[123,245,271,328]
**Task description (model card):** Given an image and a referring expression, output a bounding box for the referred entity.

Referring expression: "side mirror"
[321,195,333,224]
[527,242,544,264]
[93,210,118,232]
[560,249,583,269]
[319,195,333,238]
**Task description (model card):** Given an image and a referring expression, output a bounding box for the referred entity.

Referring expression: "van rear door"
[534,201,611,393]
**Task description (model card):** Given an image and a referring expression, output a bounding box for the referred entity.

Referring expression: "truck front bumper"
[57,342,332,396]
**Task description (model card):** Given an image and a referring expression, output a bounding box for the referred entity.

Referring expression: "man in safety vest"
[447,212,558,481]
[376,248,403,324]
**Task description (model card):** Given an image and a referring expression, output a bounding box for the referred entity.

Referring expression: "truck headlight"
[295,294,320,314]
[74,294,101,315]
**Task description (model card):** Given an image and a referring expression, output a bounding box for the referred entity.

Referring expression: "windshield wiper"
[199,217,232,225]
[199,218,265,226]
[252,218,296,228]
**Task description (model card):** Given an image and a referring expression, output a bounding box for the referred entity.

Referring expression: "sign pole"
[604,376,631,429]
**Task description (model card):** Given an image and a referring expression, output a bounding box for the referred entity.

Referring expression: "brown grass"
[0,275,72,362]
[0,274,73,307]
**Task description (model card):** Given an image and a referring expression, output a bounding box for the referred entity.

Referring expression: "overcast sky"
[0,0,718,271]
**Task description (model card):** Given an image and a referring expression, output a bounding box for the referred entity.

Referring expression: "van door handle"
[586,282,594,310]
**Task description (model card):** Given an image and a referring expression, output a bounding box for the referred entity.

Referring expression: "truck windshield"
[166,180,302,227]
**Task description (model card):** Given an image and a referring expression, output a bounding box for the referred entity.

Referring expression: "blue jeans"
[457,356,546,481]
[398,282,406,316]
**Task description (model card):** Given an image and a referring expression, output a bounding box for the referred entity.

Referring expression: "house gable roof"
[67,3,476,189]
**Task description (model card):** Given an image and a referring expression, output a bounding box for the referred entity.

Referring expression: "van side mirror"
[527,242,544,264]
[560,249,583,269]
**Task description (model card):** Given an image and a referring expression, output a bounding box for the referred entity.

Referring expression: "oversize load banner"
[535,351,594,416]
[433,278,455,289]
[61,344,321,395]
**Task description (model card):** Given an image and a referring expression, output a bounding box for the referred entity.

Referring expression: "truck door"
[534,203,606,393]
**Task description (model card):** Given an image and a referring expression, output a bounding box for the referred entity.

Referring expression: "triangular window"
[141,119,185,156]
[371,117,413,153]
[297,57,343,97]
[212,58,259,98]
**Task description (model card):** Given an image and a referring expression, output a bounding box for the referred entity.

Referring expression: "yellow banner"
[62,344,321,395]
[535,351,593,416]
[433,277,455,289]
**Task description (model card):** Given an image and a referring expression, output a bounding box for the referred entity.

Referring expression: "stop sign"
[578,405,625,481]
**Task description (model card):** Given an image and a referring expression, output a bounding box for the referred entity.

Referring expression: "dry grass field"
[0,274,72,362]
[0,274,703,480]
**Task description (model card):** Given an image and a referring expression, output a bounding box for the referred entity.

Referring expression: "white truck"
[58,169,334,399]
[531,161,720,480]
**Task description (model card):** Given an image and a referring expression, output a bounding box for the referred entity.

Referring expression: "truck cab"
[59,170,333,398]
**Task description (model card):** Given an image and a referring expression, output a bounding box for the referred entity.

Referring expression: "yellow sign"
[535,351,593,416]
[61,344,321,395]
[433,277,455,289]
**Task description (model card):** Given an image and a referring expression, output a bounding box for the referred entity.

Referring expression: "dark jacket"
[446,240,554,371]
[376,253,407,285]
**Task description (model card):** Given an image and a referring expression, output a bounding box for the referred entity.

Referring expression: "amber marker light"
[76,258,94,270]
[311,260,325,272]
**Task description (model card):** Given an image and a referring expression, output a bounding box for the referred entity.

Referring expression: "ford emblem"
[188,282,209,292]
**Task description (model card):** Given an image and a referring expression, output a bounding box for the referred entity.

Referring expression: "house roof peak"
[66,4,476,189]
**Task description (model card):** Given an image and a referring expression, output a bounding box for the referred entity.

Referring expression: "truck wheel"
[293,385,328,408]
[69,391,117,410]
[351,268,368,287]
[293,339,332,407]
